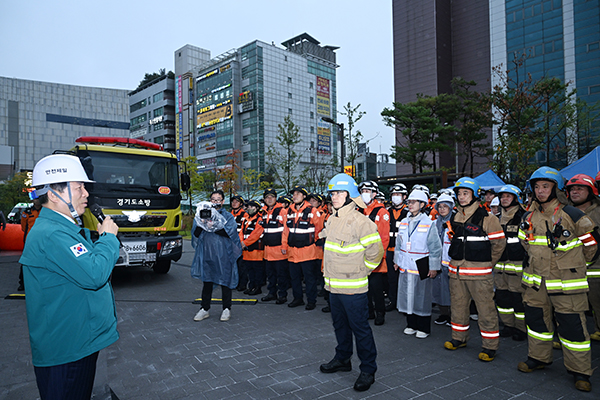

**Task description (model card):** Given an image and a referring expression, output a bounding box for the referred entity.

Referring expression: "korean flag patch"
[70,243,88,257]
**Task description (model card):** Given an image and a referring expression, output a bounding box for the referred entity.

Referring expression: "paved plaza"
[1,240,599,399]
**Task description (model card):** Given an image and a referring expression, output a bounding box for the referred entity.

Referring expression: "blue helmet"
[453,177,481,199]
[529,167,564,191]
[328,173,360,198]
[498,184,522,203]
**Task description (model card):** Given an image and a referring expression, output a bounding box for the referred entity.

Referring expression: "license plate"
[123,241,147,253]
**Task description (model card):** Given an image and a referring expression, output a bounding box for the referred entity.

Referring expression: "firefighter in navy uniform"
[18,198,42,291]
[282,185,323,309]
[239,200,265,295]
[444,177,506,362]
[494,185,527,341]
[260,188,290,304]
[517,167,599,392]
[231,195,248,291]
[386,183,409,312]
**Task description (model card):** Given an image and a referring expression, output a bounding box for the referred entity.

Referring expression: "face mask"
[391,196,403,206]
[212,203,222,210]
[361,192,372,204]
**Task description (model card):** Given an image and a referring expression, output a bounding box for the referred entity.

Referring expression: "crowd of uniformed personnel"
[230,166,600,393]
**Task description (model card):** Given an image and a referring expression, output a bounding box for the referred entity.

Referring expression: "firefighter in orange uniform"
[231,195,248,291]
[359,181,390,325]
[283,185,323,310]
[260,188,290,304]
[308,193,326,296]
[239,200,264,295]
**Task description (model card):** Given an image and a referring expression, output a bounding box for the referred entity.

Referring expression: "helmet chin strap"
[49,184,83,226]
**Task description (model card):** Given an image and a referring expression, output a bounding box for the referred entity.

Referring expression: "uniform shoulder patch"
[383,214,390,221]
[70,243,88,257]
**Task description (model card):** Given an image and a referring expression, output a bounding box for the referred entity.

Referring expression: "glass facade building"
[180,34,339,186]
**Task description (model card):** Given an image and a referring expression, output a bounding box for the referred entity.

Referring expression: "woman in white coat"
[395,190,442,338]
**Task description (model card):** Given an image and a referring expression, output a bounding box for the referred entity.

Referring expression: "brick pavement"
[1,241,598,400]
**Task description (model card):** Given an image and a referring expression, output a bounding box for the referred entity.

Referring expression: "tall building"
[0,77,129,179]
[392,0,600,174]
[176,33,339,190]
[128,75,176,150]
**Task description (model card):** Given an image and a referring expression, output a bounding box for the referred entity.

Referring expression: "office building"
[392,0,599,174]
[0,77,129,179]
[176,33,339,190]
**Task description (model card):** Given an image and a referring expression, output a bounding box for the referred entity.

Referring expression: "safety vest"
[241,214,263,251]
[495,207,526,274]
[231,208,245,233]
[388,206,407,251]
[286,203,316,248]
[262,206,284,247]
[449,206,494,263]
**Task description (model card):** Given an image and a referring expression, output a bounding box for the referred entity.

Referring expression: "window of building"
[130,114,146,126]
[309,82,313,89]
[130,99,147,113]
[153,92,164,102]
[153,107,163,118]
[588,42,600,52]
[310,97,314,104]
[310,112,314,119]
[310,126,314,133]
[590,85,600,95]
[154,122,164,131]
[288,77,292,83]
[288,108,293,115]
[284,56,288,61]
[288,93,293,99]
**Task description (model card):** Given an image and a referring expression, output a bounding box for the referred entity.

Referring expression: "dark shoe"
[353,371,375,392]
[243,288,251,294]
[236,284,246,292]
[261,294,277,302]
[478,348,496,362]
[385,303,396,312]
[572,373,592,392]
[288,299,305,308]
[444,339,467,350]
[247,287,262,295]
[512,329,527,341]
[322,306,331,313]
[17,284,25,292]
[318,288,326,297]
[320,358,352,373]
[275,297,287,305]
[374,312,385,326]
[368,309,375,320]
[434,315,450,325]
[517,357,549,373]
[499,326,515,337]
[305,303,316,310]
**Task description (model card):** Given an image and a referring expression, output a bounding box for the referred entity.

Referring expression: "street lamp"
[321,117,344,173]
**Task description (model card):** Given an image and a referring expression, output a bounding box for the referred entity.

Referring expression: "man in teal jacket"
[20,154,120,400]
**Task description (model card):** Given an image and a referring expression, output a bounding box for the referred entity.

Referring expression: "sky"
[0,0,395,156]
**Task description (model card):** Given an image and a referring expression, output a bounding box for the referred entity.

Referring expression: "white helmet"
[490,197,500,207]
[412,184,430,195]
[32,154,94,189]
[435,193,455,209]
[407,190,429,203]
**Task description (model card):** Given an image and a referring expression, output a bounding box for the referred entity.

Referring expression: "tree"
[0,171,31,216]
[265,115,302,192]
[136,68,175,90]
[299,145,338,193]
[449,78,494,176]
[217,150,241,199]
[381,97,454,174]
[339,102,365,178]
[242,168,271,199]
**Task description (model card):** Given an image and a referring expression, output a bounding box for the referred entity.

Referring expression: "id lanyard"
[407,215,420,252]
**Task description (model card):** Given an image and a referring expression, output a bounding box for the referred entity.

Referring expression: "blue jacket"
[19,207,120,367]
[191,208,241,288]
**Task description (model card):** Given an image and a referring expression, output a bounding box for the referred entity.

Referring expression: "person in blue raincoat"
[191,190,242,322]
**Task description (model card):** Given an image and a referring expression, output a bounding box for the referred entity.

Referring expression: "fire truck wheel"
[153,260,171,274]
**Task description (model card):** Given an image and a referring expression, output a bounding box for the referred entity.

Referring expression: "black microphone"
[89,203,105,223]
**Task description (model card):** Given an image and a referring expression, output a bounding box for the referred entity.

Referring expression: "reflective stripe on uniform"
[522,272,542,286]
[324,241,364,255]
[587,268,600,278]
[514,311,525,320]
[360,232,381,246]
[451,323,469,332]
[559,337,591,352]
[527,326,553,341]
[488,230,505,240]
[288,227,315,234]
[263,227,284,233]
[496,306,514,315]
[324,276,369,289]
[480,330,500,339]
[545,278,588,292]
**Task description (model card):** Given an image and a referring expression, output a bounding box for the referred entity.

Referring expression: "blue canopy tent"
[560,145,600,180]
[474,169,506,192]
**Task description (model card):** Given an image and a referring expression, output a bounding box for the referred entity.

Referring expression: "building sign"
[238,90,254,113]
[196,103,233,128]
[198,99,231,115]
[176,113,183,160]
[176,76,182,114]
[149,115,164,125]
[197,68,219,82]
[316,77,330,117]
[198,157,217,167]
[317,122,331,154]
